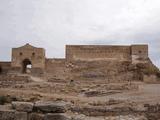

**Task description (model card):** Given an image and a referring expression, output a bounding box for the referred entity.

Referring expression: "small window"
[32,52,35,56]
[20,52,23,56]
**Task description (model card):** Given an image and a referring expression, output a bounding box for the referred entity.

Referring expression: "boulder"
[12,102,33,112]
[34,101,68,113]
[44,113,70,120]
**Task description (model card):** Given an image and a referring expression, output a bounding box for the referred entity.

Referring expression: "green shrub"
[0,96,7,105]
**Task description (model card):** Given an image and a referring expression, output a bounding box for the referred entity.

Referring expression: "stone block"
[28,113,44,120]
[12,102,33,112]
[15,112,27,120]
[34,101,67,113]
[0,109,15,120]
[44,113,70,120]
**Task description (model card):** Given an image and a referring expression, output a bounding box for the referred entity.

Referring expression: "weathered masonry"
[0,43,148,76]
[66,45,148,61]
[11,44,46,74]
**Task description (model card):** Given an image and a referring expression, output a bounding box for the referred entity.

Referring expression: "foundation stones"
[12,102,34,112]
[34,101,68,113]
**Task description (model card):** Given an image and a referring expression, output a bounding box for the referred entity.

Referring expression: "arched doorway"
[22,59,32,73]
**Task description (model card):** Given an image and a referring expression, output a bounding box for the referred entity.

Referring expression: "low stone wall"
[0,75,31,88]
[1,101,160,120]
[0,101,71,120]
[71,104,160,120]
[0,62,11,74]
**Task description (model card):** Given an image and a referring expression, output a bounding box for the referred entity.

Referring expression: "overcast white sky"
[0,0,160,67]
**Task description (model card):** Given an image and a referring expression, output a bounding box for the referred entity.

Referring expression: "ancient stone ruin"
[0,43,159,82]
[0,101,160,120]
[0,43,160,120]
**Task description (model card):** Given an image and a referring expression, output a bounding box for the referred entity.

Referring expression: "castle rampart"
[0,44,149,76]
[66,45,148,61]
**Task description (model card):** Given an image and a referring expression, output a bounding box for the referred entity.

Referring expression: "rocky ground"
[0,74,160,119]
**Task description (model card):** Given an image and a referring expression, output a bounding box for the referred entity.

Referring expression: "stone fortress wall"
[0,44,149,76]
[66,45,148,62]
[0,62,11,74]
[45,58,66,79]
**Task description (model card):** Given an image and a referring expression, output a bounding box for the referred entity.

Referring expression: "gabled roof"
[18,43,37,49]
[13,43,44,50]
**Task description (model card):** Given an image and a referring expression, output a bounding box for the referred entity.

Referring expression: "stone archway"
[22,59,32,73]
